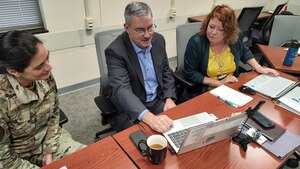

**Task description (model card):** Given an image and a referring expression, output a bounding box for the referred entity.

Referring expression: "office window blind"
[0,0,44,33]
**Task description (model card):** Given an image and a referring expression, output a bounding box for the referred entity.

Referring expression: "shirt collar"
[6,74,50,104]
[130,39,152,54]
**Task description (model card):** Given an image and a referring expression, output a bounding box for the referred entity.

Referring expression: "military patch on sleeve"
[0,123,9,143]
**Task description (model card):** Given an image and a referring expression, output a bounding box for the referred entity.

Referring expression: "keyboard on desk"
[167,129,188,148]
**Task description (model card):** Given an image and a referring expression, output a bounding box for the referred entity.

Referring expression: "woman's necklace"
[211,45,227,80]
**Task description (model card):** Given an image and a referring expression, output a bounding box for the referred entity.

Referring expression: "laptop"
[243,74,299,99]
[163,112,247,155]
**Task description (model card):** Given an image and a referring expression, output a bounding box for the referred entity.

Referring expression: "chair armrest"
[94,95,118,116]
[173,70,197,89]
[239,61,253,72]
[59,108,68,126]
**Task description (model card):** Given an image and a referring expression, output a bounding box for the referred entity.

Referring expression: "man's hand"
[142,112,173,133]
[163,98,176,111]
[42,153,53,166]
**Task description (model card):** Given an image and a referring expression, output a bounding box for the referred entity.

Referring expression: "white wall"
[214,0,272,10]
[288,0,300,15]
[36,0,298,90]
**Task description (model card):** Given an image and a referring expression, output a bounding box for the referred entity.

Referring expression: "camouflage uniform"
[0,74,85,169]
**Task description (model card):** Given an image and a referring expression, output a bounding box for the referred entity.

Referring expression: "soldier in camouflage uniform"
[0,31,85,168]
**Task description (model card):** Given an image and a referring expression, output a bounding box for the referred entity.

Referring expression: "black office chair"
[237,6,264,48]
[59,108,68,127]
[251,3,287,45]
[173,22,200,103]
[93,29,124,141]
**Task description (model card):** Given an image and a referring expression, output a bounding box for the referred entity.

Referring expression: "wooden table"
[113,71,300,169]
[42,136,137,169]
[259,45,300,74]
[188,10,270,22]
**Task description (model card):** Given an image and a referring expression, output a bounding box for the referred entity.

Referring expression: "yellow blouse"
[207,47,236,90]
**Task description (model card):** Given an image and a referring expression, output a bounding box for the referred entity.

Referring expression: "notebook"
[243,74,299,99]
[210,85,253,107]
[261,130,300,159]
[163,112,247,155]
[275,86,300,116]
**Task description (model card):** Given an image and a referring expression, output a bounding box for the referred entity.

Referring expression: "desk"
[113,71,300,169]
[258,45,300,74]
[42,136,137,169]
[188,10,270,22]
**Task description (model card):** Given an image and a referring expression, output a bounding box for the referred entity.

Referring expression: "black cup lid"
[291,39,300,48]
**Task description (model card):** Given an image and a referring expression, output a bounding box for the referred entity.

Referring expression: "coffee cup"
[138,135,167,165]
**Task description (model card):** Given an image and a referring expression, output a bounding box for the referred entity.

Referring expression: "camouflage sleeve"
[42,75,62,155]
[0,113,39,169]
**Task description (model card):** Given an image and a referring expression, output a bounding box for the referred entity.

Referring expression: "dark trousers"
[108,97,165,132]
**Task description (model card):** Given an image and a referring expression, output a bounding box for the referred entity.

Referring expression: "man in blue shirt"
[105,1,177,132]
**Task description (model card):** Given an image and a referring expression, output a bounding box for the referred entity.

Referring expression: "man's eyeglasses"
[129,24,156,35]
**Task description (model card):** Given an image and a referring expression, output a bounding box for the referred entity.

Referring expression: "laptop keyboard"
[167,129,188,148]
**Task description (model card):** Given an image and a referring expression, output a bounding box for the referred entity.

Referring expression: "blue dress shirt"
[130,41,159,121]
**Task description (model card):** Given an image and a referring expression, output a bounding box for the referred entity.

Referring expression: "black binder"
[247,118,286,141]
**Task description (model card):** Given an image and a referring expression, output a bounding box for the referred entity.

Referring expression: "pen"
[218,96,238,108]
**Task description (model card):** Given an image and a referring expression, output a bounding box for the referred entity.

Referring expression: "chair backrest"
[261,3,286,42]
[238,6,264,47]
[176,22,201,71]
[269,15,300,46]
[94,28,124,96]
[238,6,263,36]
[238,6,264,34]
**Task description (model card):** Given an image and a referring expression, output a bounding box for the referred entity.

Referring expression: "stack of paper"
[276,86,300,116]
[210,85,253,107]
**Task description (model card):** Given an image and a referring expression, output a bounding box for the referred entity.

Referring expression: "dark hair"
[0,31,42,74]
[200,4,238,45]
[124,1,152,24]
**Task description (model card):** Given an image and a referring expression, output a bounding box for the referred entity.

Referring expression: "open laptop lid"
[243,74,298,99]
[177,113,247,155]
[163,112,217,153]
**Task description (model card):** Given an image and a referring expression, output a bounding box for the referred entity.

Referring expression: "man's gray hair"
[124,1,153,24]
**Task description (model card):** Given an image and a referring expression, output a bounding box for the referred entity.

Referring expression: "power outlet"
[169,8,176,19]
[85,18,93,30]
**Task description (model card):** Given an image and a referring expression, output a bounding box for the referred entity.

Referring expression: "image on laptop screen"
[164,113,247,155]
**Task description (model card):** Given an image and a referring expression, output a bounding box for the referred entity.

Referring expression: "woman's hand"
[42,154,53,166]
[221,76,239,84]
[206,76,238,87]
[255,66,279,76]
[247,58,279,76]
[163,98,176,112]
